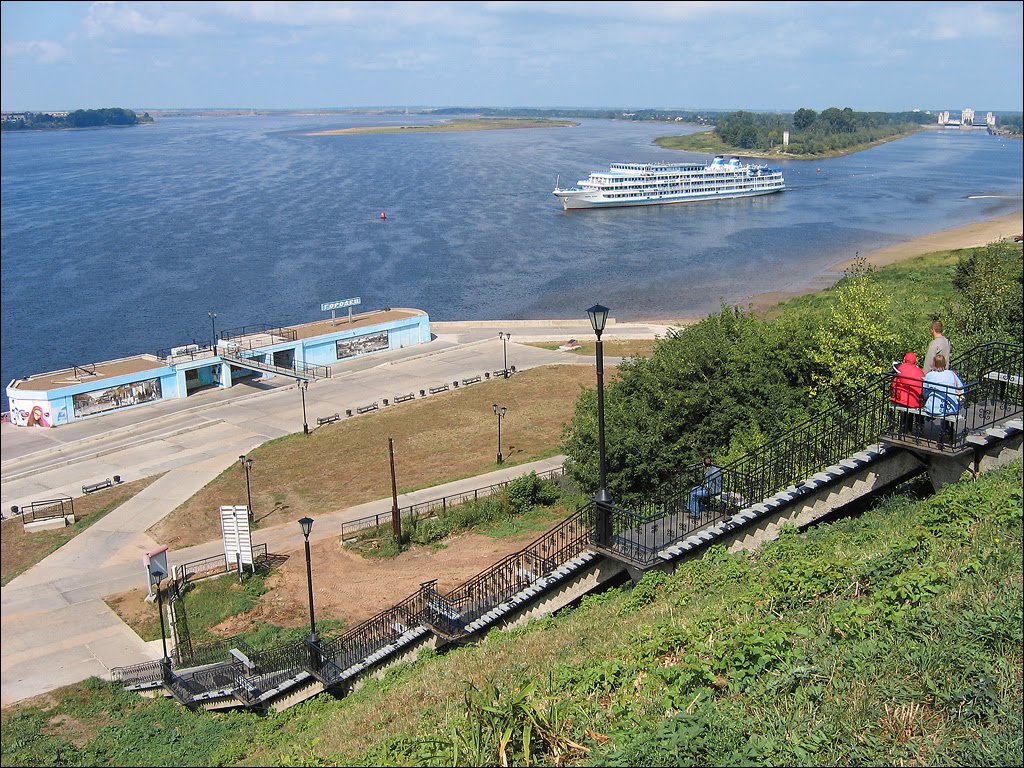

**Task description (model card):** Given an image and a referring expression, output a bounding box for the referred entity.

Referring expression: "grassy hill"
[2,460,1020,767]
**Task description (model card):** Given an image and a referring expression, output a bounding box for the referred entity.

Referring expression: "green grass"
[4,460,1018,766]
[1,476,160,586]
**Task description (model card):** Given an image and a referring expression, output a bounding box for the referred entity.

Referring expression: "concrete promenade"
[0,320,670,707]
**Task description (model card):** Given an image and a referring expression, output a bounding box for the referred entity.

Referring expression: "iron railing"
[112,340,1022,709]
[218,350,331,381]
[173,544,270,585]
[218,324,299,344]
[18,495,75,524]
[879,340,1022,452]
[340,467,566,540]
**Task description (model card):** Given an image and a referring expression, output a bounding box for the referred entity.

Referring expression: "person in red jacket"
[891,351,925,433]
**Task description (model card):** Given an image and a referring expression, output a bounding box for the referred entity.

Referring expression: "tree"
[946,241,1024,348]
[808,256,902,407]
[793,108,817,130]
[562,305,815,504]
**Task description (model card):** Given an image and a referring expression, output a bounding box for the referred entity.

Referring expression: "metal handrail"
[340,467,566,540]
[113,340,1022,708]
[219,323,298,343]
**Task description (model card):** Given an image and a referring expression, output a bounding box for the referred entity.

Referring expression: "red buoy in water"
[380,211,387,220]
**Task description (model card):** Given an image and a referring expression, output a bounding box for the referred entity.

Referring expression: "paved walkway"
[0,321,668,707]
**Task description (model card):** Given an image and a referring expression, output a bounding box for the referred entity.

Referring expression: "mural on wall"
[9,398,68,428]
[336,330,389,360]
[72,377,163,418]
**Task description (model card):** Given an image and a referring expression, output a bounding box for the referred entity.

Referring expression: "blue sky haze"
[2,1,1022,113]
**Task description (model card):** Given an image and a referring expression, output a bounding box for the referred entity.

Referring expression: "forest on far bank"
[1,107,153,131]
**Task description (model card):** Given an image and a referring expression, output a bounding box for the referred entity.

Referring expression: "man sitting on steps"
[688,456,723,520]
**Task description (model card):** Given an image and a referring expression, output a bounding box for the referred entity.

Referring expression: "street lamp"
[298,379,309,435]
[149,566,171,681]
[298,517,317,641]
[239,455,254,521]
[498,331,511,378]
[493,403,507,464]
[208,310,218,350]
[586,303,613,545]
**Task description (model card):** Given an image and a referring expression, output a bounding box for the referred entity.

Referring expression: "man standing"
[924,320,951,375]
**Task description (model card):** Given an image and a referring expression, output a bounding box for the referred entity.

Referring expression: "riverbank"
[740,210,1023,316]
[307,118,575,136]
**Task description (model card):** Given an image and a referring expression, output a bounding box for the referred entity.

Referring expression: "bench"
[461,375,481,386]
[356,402,379,414]
[83,478,113,494]
[889,403,965,443]
[229,648,256,672]
[316,413,341,426]
[394,393,415,404]
[493,369,509,378]
[984,370,1023,401]
[426,599,462,623]
[428,384,449,395]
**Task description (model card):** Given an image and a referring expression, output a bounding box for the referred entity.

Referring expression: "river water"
[2,113,1022,408]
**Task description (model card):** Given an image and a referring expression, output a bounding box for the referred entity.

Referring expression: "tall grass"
[3,460,1019,767]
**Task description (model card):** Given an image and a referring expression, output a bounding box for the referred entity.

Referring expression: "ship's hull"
[553,185,784,211]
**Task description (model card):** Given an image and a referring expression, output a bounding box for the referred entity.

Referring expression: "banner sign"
[321,297,361,312]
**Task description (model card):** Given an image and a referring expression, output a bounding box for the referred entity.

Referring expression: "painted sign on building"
[336,330,389,360]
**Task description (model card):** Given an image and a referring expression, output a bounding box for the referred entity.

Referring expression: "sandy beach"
[743,210,1023,315]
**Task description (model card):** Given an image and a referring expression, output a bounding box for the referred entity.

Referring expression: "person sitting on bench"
[688,456,723,520]
[922,353,965,441]
[891,351,925,432]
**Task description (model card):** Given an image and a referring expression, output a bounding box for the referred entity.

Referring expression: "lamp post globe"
[298,380,309,435]
[586,304,613,545]
[498,331,511,377]
[239,455,254,521]
[492,404,507,464]
[298,517,317,640]
[150,566,171,679]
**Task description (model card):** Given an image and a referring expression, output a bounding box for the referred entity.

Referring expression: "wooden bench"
[83,478,113,494]
[428,384,449,395]
[316,413,341,426]
[461,375,481,386]
[356,402,379,414]
[394,393,415,404]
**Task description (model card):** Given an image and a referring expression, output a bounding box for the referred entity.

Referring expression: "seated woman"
[891,352,925,433]
[922,353,964,416]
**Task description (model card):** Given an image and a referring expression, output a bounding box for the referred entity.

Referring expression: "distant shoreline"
[307,118,576,136]
[630,210,1024,327]
[743,210,1024,316]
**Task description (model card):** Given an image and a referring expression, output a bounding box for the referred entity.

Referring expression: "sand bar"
[743,210,1023,314]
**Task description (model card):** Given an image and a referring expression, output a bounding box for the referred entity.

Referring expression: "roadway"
[0,319,670,707]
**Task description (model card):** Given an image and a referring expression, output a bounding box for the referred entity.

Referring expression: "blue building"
[5,308,430,428]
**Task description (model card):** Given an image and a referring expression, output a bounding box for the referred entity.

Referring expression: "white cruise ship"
[553,156,785,210]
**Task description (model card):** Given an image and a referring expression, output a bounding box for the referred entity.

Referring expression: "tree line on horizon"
[1,107,153,131]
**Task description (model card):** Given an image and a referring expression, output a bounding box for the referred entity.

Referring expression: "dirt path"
[112,527,551,638]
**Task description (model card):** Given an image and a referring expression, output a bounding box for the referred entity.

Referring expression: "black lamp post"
[298,379,309,435]
[150,566,171,680]
[208,310,217,350]
[239,454,254,521]
[498,331,511,377]
[492,403,507,464]
[298,517,317,641]
[586,303,613,545]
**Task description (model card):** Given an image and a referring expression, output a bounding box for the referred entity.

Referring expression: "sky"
[1,1,1022,113]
